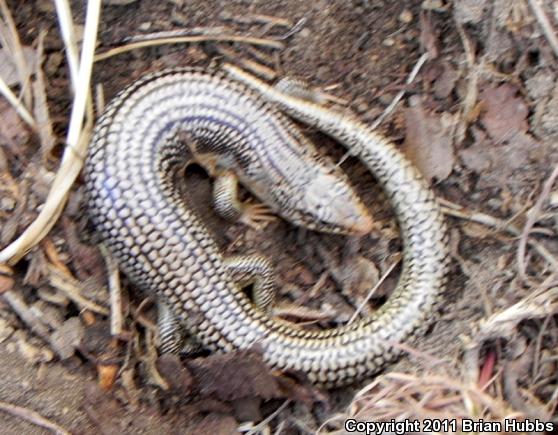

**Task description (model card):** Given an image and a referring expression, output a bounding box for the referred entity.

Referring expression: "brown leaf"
[480,84,529,143]
[459,124,538,188]
[459,128,492,173]
[62,217,106,284]
[231,396,262,422]
[186,350,284,401]
[156,353,194,394]
[189,414,239,435]
[433,62,460,99]
[403,96,456,182]
[337,255,379,297]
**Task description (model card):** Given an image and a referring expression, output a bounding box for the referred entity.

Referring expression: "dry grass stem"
[318,372,518,434]
[94,35,284,62]
[0,0,32,107]
[348,259,399,324]
[469,286,558,348]
[454,19,480,146]
[53,0,80,88]
[215,45,277,80]
[0,0,100,266]
[0,75,35,127]
[528,0,558,58]
[370,52,429,130]
[244,399,291,435]
[517,164,558,282]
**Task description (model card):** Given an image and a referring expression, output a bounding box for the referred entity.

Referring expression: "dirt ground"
[0,0,557,434]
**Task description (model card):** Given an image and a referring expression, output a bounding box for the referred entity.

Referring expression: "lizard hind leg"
[157,302,203,355]
[157,254,277,355]
[224,254,276,313]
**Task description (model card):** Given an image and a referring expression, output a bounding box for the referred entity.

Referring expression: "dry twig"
[1,289,51,342]
[48,265,109,315]
[0,401,71,435]
[440,199,558,274]
[100,245,123,337]
[517,164,558,282]
[32,30,57,159]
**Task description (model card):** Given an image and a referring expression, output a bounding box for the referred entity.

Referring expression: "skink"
[84,64,449,387]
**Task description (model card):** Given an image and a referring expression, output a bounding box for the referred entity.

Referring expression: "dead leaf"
[189,414,238,435]
[403,96,456,182]
[156,354,194,394]
[186,351,284,401]
[231,396,262,422]
[50,316,85,359]
[62,217,106,284]
[433,62,460,99]
[459,128,492,173]
[480,84,529,143]
[459,124,537,189]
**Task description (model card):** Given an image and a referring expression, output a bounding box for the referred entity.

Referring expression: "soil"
[1,0,557,434]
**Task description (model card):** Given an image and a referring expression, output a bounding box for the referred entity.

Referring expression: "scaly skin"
[84,65,449,387]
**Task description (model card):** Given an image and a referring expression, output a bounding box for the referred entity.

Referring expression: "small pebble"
[0,196,15,211]
[383,37,395,47]
[399,9,413,23]
[138,22,152,31]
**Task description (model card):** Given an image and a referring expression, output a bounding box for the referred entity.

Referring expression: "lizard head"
[294,169,374,235]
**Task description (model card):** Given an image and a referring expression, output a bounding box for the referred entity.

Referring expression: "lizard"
[83,64,449,387]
